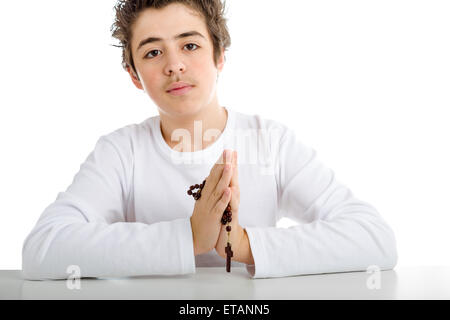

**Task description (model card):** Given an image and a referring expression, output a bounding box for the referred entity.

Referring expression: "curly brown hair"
[110,0,231,80]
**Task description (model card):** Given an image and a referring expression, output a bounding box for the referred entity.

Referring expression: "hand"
[214,151,246,261]
[190,149,234,256]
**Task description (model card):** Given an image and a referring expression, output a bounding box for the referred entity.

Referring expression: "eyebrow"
[137,30,206,51]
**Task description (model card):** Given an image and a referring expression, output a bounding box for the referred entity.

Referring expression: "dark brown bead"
[226,205,231,211]
[227,216,232,223]
[226,226,231,232]
[188,180,208,201]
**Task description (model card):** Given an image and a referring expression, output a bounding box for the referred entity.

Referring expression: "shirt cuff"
[243,227,269,278]
[179,217,196,274]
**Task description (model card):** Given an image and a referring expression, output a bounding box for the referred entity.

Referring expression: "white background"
[0,0,449,269]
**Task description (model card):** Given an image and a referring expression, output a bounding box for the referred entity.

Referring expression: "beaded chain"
[187,179,234,272]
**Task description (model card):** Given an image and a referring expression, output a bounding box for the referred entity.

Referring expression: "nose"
[164,53,186,77]
[168,67,184,76]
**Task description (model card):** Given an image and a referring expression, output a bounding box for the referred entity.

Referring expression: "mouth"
[167,85,194,96]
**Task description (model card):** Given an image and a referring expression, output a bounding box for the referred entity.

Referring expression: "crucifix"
[225,242,233,272]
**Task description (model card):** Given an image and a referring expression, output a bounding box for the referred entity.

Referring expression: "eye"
[144,43,200,59]
[145,49,161,59]
[184,43,199,51]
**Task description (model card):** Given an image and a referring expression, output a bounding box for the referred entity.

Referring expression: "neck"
[159,104,228,152]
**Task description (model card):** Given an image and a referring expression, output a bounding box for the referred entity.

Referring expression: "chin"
[163,103,203,117]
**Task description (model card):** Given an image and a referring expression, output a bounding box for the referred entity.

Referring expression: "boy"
[22,0,398,280]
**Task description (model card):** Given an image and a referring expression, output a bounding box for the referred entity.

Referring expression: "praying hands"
[188,149,254,271]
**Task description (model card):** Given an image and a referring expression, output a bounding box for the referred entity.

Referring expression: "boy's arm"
[244,127,398,279]
[22,135,195,280]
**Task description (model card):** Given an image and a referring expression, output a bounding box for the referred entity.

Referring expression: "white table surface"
[1,266,449,300]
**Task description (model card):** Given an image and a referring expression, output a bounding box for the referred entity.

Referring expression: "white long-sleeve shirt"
[22,106,398,280]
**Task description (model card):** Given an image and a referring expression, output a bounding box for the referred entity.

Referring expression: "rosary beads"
[187,179,234,272]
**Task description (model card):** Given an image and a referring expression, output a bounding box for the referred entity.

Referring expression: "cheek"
[141,73,165,100]
[141,73,159,91]
[192,58,216,81]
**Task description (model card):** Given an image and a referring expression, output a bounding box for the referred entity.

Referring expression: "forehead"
[131,3,208,50]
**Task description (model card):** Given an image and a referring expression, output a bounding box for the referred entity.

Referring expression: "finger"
[213,187,231,218]
[230,151,239,188]
[210,156,234,205]
[203,149,232,196]
[229,186,239,215]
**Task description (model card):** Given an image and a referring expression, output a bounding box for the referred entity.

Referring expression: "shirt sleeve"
[244,127,398,279]
[22,135,196,280]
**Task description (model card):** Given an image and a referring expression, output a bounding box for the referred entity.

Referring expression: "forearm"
[23,216,196,280]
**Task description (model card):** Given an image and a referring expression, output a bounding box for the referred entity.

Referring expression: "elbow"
[386,232,398,270]
[354,213,399,272]
[21,232,56,281]
[21,220,75,280]
[377,223,399,271]
[21,238,44,280]
[21,250,39,281]
[22,245,58,281]
[22,261,42,281]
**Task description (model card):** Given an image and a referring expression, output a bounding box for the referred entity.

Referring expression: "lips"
[166,81,193,92]
[168,85,190,92]
[167,85,193,96]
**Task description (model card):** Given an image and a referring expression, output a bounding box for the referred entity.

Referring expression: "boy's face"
[128,3,224,116]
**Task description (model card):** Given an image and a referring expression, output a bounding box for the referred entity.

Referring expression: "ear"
[126,66,144,90]
[217,48,226,73]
